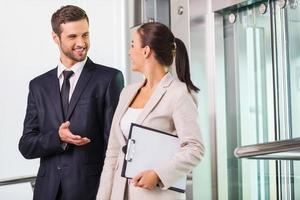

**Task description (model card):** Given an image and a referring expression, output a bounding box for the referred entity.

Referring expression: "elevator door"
[218,0,300,199]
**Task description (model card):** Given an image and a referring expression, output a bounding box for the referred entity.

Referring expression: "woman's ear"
[143,46,151,58]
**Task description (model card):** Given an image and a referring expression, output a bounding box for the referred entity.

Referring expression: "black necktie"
[61,70,74,120]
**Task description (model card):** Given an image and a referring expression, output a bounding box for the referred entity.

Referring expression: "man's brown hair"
[51,5,89,36]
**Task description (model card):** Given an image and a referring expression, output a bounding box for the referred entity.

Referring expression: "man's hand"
[131,170,160,190]
[59,121,90,146]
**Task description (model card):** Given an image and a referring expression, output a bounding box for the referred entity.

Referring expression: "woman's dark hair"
[51,5,89,36]
[137,22,199,93]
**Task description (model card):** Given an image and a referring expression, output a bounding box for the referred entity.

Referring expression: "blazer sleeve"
[97,89,125,200]
[19,81,64,159]
[103,71,124,148]
[154,90,205,189]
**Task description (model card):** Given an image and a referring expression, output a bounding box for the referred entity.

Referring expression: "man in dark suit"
[18,5,124,200]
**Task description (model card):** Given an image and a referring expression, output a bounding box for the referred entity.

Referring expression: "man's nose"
[76,37,86,46]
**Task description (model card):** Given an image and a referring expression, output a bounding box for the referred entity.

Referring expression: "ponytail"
[138,22,200,93]
[175,38,200,93]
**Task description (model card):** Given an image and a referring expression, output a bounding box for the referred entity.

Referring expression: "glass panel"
[232,159,300,200]
[143,0,170,25]
[219,2,277,199]
[240,159,277,200]
[287,1,300,139]
[284,1,300,199]
[224,3,275,146]
[217,0,300,199]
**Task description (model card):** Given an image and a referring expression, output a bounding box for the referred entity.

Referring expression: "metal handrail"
[0,175,36,190]
[234,137,300,160]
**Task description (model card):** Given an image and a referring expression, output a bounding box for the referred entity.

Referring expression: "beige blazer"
[97,73,205,200]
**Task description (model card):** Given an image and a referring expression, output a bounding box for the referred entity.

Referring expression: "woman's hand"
[131,170,160,190]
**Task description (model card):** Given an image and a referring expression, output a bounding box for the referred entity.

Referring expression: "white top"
[120,108,143,139]
[57,58,87,102]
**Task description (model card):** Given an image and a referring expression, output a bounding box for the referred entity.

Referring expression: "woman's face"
[129,31,146,72]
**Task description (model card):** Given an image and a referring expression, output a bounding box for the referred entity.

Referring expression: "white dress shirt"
[57,58,87,101]
[57,58,87,149]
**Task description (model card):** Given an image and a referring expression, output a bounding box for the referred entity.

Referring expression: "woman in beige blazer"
[97,22,205,200]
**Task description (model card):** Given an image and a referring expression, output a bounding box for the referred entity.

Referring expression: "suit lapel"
[115,73,173,145]
[66,59,94,120]
[136,72,174,124]
[115,81,145,145]
[118,81,145,121]
[136,73,173,124]
[47,69,64,122]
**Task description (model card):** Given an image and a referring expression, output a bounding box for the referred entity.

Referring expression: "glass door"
[221,2,276,199]
[217,0,300,199]
[275,0,300,199]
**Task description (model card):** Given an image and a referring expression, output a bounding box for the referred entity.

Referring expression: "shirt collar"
[57,57,87,78]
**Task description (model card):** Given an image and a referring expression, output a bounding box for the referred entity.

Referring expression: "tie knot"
[63,70,74,80]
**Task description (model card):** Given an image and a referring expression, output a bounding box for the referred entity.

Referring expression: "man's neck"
[60,58,77,68]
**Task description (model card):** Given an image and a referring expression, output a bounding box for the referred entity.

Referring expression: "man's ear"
[52,32,59,44]
[144,46,151,58]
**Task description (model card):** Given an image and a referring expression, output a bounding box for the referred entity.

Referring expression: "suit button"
[57,166,61,170]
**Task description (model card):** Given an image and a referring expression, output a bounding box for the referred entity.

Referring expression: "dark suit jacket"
[19,58,124,200]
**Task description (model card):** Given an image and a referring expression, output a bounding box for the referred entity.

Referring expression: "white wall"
[0,0,127,199]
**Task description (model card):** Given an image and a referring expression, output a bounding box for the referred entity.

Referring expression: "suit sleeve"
[19,81,64,159]
[154,90,205,189]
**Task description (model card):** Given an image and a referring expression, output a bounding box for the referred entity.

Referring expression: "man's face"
[53,19,90,67]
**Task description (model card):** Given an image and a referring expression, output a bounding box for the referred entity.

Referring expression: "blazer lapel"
[66,60,94,120]
[114,72,173,145]
[136,72,174,124]
[115,81,145,145]
[47,68,64,122]
[118,81,145,120]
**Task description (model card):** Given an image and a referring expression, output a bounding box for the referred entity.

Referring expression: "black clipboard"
[121,123,186,193]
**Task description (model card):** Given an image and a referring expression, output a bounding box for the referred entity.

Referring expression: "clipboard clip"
[125,139,136,162]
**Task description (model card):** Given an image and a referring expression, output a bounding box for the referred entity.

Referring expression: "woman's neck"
[143,65,167,89]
